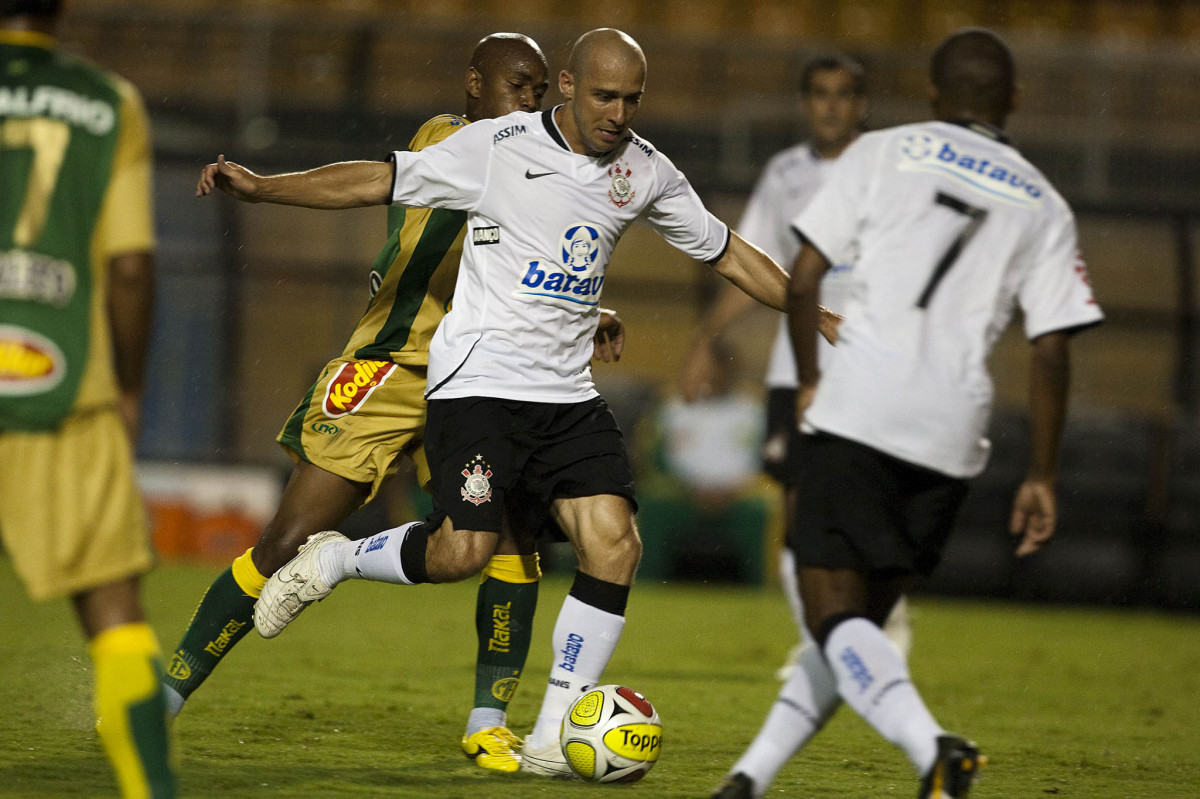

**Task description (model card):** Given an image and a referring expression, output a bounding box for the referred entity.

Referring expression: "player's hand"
[593,307,625,363]
[818,305,843,345]
[196,154,261,201]
[1009,478,1057,557]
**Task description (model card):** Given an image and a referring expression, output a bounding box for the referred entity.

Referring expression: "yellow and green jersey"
[0,30,154,431]
[343,113,469,365]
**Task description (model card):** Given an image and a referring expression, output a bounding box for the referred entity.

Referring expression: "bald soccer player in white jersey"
[713,28,1102,799]
[199,28,837,779]
[681,55,914,687]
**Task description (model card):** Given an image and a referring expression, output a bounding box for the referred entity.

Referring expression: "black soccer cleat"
[710,772,756,799]
[919,734,986,799]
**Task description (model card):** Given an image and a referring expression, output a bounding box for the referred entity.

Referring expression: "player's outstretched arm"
[196,154,393,209]
[593,307,625,362]
[711,232,789,312]
[1010,330,1071,557]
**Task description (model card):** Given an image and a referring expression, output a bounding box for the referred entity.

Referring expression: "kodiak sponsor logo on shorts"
[322,360,396,418]
[0,324,65,396]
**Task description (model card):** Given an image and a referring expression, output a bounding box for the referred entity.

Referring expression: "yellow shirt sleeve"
[406,114,468,153]
[96,78,155,257]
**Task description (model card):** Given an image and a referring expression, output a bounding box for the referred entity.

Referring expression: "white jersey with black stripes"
[794,120,1103,478]
[388,106,729,403]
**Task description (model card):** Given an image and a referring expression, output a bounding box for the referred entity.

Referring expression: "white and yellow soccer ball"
[560,684,663,783]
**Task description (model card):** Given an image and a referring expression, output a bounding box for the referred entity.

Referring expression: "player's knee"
[426,528,497,582]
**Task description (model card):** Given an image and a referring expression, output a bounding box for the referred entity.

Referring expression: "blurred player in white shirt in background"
[714,28,1102,799]
[682,54,913,675]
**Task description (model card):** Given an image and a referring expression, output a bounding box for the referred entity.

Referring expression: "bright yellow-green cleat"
[461,726,523,773]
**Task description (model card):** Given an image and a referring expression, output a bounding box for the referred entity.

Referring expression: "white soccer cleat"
[519,738,576,778]
[254,530,348,639]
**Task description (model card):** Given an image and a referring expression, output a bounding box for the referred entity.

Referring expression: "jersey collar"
[0,29,55,49]
[945,119,1011,145]
[542,106,571,152]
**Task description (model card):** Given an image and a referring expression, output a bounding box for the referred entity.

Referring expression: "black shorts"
[790,432,968,577]
[424,396,636,536]
[763,388,803,486]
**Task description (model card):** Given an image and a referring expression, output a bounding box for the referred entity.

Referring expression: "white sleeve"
[641,155,730,263]
[1019,203,1104,339]
[388,120,492,211]
[737,162,791,267]
[791,137,873,266]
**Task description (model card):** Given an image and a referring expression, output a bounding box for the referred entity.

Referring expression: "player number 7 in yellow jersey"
[1,117,70,248]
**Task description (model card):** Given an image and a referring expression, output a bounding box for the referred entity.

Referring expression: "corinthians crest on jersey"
[461,455,493,505]
[608,161,635,207]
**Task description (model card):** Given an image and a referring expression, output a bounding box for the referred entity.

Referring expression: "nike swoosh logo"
[525,169,556,179]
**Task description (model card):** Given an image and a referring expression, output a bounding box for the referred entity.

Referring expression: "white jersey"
[738,143,851,389]
[794,120,1103,478]
[389,108,729,403]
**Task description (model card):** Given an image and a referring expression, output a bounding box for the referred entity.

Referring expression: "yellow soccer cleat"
[461,726,523,773]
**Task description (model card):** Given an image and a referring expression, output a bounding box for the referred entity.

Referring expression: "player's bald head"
[566,28,646,86]
[470,32,546,74]
[930,28,1016,123]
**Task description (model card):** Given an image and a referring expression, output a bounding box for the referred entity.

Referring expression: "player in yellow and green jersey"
[0,1,174,796]
[163,32,622,773]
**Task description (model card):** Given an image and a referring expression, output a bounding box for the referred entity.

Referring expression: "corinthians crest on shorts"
[461,455,494,505]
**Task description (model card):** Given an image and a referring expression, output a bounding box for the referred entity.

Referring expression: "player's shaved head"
[566,28,646,85]
[464,32,548,121]
[470,32,545,74]
[930,28,1016,125]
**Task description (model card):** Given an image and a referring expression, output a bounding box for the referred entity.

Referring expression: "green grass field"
[2,559,1197,798]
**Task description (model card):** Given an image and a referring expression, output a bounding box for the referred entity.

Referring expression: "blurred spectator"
[637,341,769,583]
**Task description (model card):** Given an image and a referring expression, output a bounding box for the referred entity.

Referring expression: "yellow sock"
[90,623,176,799]
[481,553,541,584]
[231,547,268,598]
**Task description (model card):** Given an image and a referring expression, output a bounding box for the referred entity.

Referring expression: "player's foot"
[519,738,575,778]
[254,530,348,639]
[461,726,522,773]
[710,772,756,798]
[918,734,986,799]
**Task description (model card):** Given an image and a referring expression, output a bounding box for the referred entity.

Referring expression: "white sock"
[163,684,185,719]
[466,707,506,737]
[731,639,841,794]
[317,521,424,587]
[779,547,807,640]
[525,594,625,750]
[824,617,943,775]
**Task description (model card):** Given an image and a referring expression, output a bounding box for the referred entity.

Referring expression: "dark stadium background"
[54,0,1200,611]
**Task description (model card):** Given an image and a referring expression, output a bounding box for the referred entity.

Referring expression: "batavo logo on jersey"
[898,132,1043,207]
[515,224,605,307]
[321,360,396,418]
[0,324,64,396]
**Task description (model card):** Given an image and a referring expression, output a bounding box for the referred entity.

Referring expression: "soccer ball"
[560,684,662,783]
